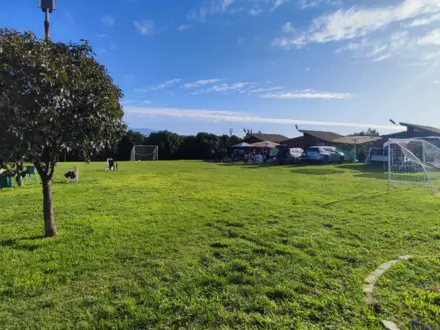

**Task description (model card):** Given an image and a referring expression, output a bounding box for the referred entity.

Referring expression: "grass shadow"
[291,168,345,175]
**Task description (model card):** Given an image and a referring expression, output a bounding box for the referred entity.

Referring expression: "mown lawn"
[0,161,439,329]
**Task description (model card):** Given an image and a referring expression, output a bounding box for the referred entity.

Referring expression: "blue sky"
[2,0,440,137]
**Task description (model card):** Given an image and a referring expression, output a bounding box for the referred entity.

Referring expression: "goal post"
[130,145,159,161]
[387,138,440,193]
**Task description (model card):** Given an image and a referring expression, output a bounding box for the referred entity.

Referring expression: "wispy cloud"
[101,16,115,27]
[274,0,289,9]
[135,79,182,92]
[260,89,353,99]
[65,12,74,24]
[124,107,401,131]
[335,30,440,64]
[273,0,440,48]
[183,79,220,88]
[249,7,263,16]
[418,28,440,45]
[99,34,108,38]
[406,12,440,26]
[248,86,284,93]
[188,0,235,22]
[191,82,251,95]
[282,22,295,33]
[178,24,189,31]
[122,100,152,105]
[134,20,155,35]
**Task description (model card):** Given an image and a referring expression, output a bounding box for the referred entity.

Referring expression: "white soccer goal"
[130,145,159,161]
[387,138,440,193]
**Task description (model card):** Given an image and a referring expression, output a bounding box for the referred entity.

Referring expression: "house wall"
[303,134,330,149]
[373,129,440,147]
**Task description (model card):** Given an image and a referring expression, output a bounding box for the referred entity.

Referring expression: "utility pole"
[38,0,56,40]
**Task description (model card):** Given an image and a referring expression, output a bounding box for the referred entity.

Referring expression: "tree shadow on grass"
[337,164,388,180]
[0,235,45,252]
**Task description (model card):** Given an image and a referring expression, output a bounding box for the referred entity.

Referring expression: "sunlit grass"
[0,161,439,329]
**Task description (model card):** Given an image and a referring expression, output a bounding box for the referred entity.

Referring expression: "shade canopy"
[252,141,280,148]
[332,136,381,145]
[232,142,254,148]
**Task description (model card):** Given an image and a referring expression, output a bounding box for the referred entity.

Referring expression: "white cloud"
[124,107,401,131]
[248,86,284,93]
[183,79,220,88]
[134,20,155,35]
[122,100,137,105]
[211,82,250,92]
[188,0,235,22]
[274,0,440,48]
[372,53,393,62]
[99,34,108,38]
[434,80,440,84]
[250,7,263,15]
[135,79,182,92]
[335,30,439,64]
[274,0,289,9]
[101,16,115,27]
[418,28,440,45]
[178,24,189,31]
[260,89,353,99]
[406,12,440,26]
[122,100,152,105]
[282,22,295,33]
[192,82,252,95]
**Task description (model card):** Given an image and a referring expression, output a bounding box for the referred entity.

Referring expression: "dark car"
[305,146,344,165]
[276,145,304,165]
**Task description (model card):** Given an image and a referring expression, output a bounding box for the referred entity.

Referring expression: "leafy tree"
[350,128,380,136]
[146,131,183,159]
[194,133,220,159]
[116,130,146,160]
[347,128,381,161]
[0,29,125,237]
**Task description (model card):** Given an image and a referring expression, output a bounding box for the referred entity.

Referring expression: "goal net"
[387,138,440,192]
[130,145,159,161]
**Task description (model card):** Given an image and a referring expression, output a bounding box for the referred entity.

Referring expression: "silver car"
[306,146,344,164]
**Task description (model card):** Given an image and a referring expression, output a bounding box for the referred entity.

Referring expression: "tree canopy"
[0,29,125,237]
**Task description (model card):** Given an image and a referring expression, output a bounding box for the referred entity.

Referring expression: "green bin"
[0,175,13,188]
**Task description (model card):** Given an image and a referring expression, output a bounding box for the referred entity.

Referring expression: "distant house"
[242,133,290,144]
[282,130,379,151]
[373,122,440,147]
[298,130,344,149]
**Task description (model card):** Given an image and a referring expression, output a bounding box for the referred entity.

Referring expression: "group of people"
[246,150,272,164]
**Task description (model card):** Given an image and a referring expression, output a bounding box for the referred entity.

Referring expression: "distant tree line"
[61,130,242,161]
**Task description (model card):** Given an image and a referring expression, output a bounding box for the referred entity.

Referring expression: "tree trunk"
[15,161,24,187]
[15,175,23,187]
[42,179,57,237]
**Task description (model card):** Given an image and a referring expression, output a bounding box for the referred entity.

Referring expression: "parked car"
[276,145,304,165]
[305,146,344,165]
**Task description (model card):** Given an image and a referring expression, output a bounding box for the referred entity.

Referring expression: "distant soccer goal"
[130,145,159,161]
[387,139,440,193]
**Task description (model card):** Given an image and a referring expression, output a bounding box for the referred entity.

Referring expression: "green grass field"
[1,161,439,329]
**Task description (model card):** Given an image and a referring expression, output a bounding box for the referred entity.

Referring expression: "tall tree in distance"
[0,29,125,237]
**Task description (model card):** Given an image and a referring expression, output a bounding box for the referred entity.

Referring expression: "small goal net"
[387,138,440,193]
[130,145,159,161]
